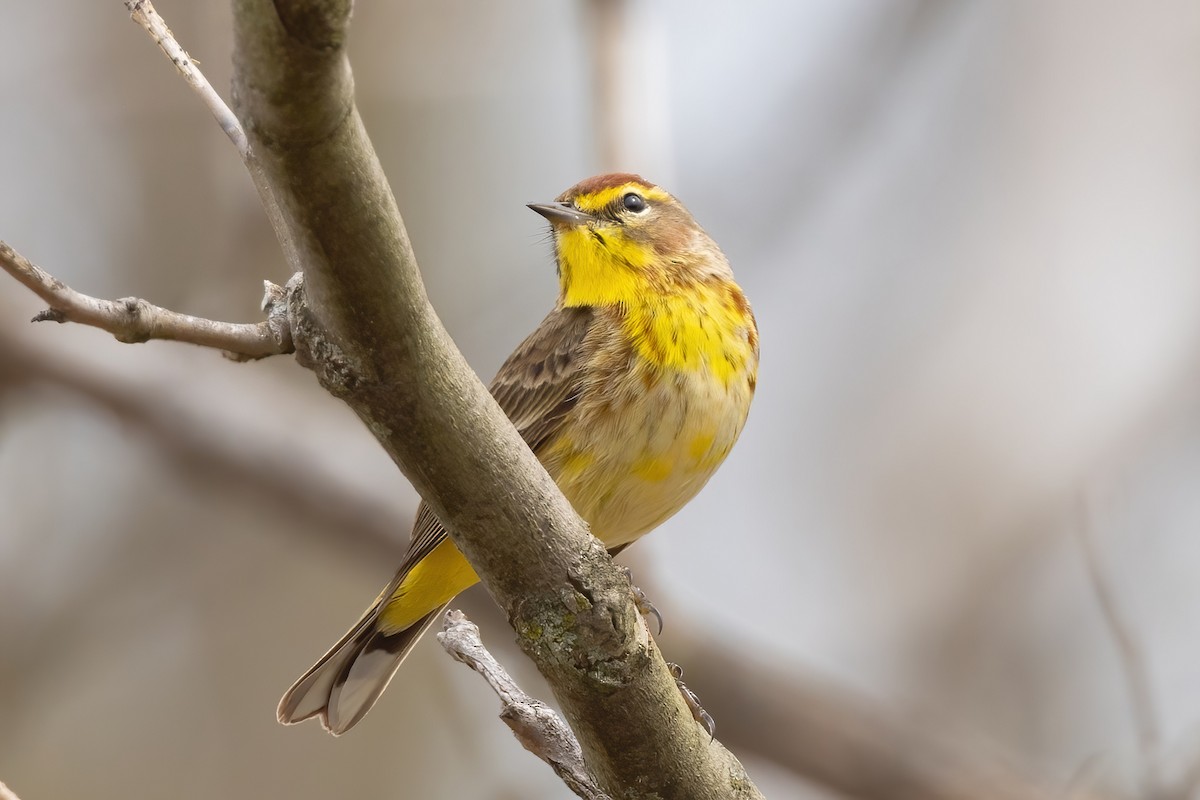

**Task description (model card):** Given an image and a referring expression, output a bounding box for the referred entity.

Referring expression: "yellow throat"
[549,177,758,385]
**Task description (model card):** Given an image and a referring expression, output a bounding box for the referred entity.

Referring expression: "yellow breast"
[541,286,757,547]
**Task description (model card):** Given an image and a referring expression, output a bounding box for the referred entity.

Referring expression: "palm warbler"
[278,173,759,734]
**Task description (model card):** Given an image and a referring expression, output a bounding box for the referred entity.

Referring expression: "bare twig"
[439,611,612,800]
[1077,496,1161,797]
[0,241,292,360]
[125,0,248,155]
[3,4,301,356]
[125,0,301,274]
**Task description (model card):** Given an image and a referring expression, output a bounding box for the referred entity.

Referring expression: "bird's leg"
[668,662,715,739]
[620,566,663,634]
[615,569,712,736]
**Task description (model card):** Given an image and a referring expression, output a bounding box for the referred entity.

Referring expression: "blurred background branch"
[1077,497,1162,797]
[670,630,1116,800]
[0,327,410,565]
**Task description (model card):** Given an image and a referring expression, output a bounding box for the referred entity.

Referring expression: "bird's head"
[529,173,732,308]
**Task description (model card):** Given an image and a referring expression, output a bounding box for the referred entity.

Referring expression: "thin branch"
[0,781,20,800]
[125,0,248,155]
[0,241,292,360]
[3,3,300,357]
[125,0,302,275]
[1077,497,1162,797]
[439,610,612,800]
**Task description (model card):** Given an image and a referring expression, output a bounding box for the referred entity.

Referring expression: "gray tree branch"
[125,0,302,276]
[0,241,292,360]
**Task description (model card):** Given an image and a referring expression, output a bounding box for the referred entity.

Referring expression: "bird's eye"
[622,192,647,213]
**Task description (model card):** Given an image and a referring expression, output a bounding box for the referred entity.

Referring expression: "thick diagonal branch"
[229,2,761,797]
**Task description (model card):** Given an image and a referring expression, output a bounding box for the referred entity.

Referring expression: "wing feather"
[279,306,602,732]
[397,305,595,572]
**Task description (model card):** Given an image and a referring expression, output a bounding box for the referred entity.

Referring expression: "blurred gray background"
[3,2,1200,798]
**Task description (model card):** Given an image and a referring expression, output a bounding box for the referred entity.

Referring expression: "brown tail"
[277,602,449,735]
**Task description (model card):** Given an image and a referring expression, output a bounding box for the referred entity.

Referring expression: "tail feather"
[278,603,449,735]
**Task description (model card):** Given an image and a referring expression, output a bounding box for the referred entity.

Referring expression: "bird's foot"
[668,662,715,739]
[621,567,663,634]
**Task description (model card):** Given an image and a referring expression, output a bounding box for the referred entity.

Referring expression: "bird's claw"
[635,588,664,636]
[621,567,663,634]
[668,662,715,739]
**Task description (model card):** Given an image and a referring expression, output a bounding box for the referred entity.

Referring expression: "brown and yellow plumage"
[278,174,758,734]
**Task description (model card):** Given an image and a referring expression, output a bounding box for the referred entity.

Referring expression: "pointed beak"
[527,202,594,227]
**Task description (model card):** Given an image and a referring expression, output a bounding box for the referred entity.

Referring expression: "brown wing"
[279,307,599,731]
[490,304,595,452]
[397,304,595,571]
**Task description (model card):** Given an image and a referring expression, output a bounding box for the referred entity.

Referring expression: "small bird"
[278,174,759,734]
